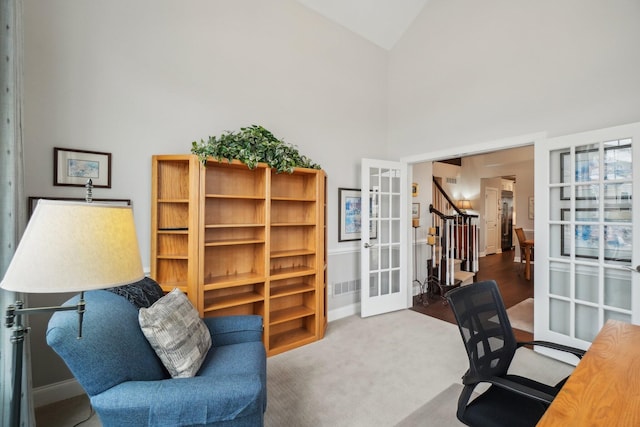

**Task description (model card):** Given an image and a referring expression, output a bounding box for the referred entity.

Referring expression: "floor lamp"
[1,200,144,427]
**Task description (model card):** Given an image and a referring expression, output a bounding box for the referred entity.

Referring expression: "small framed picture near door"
[339,188,362,241]
[54,147,112,188]
[412,203,420,219]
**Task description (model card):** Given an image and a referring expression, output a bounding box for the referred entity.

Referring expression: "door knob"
[364,242,375,249]
[623,265,640,273]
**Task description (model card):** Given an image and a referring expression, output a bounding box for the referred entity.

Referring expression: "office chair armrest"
[518,340,585,359]
[477,376,556,405]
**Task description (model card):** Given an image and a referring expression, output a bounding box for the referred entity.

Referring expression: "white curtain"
[1,0,33,425]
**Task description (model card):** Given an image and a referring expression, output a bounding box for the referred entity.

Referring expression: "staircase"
[421,177,479,303]
[454,259,475,286]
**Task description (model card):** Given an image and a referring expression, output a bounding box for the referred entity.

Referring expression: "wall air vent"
[446,177,457,184]
[332,279,361,295]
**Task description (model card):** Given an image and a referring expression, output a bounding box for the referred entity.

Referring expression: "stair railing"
[430,177,479,275]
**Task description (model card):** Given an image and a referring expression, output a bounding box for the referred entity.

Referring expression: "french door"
[360,159,408,317]
[534,122,640,362]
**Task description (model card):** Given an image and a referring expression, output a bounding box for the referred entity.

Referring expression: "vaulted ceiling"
[295,0,430,50]
[295,0,532,169]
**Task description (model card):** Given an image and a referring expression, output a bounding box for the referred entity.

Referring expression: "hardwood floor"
[411,249,534,342]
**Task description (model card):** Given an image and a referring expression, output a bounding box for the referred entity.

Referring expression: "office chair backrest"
[447,280,518,379]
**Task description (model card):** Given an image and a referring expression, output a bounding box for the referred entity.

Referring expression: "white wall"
[23,0,389,263]
[23,0,388,392]
[388,0,640,157]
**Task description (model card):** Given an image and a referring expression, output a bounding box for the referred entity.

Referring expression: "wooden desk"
[537,320,640,426]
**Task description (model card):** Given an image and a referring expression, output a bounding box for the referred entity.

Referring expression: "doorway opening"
[406,137,537,340]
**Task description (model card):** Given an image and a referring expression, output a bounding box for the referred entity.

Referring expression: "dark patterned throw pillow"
[105,276,165,309]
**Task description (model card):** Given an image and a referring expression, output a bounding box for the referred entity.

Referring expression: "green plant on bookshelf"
[191,125,320,173]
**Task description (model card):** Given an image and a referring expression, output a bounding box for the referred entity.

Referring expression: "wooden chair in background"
[515,228,534,280]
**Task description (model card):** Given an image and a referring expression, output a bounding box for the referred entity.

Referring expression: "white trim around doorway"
[400,132,547,165]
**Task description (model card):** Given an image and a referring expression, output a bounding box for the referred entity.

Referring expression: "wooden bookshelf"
[151,155,326,355]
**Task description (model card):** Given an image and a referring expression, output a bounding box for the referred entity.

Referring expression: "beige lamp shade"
[0,200,144,293]
[458,200,472,210]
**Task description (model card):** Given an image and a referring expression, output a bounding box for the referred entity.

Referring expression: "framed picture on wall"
[412,203,420,219]
[338,188,362,242]
[54,147,112,188]
[338,188,378,242]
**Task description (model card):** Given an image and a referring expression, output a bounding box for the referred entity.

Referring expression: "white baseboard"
[34,378,84,408]
[328,303,360,322]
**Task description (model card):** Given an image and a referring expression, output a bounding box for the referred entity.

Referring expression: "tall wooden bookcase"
[151,155,326,356]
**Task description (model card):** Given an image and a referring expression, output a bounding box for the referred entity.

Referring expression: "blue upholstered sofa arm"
[92,360,266,426]
[204,315,264,346]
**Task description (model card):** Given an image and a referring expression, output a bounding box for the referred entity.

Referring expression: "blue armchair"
[46,290,267,427]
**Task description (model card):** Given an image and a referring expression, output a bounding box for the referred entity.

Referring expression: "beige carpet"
[394,383,468,426]
[265,309,572,427]
[266,310,469,427]
[506,298,534,333]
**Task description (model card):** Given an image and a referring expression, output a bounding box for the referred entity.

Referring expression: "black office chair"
[446,280,585,427]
